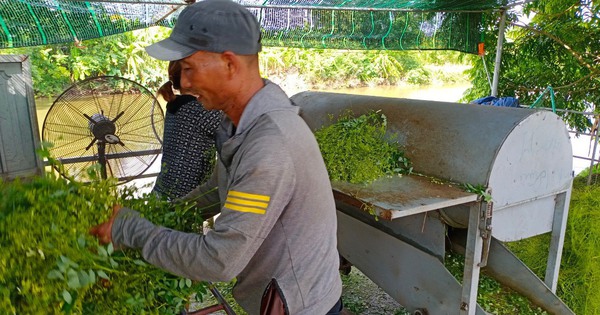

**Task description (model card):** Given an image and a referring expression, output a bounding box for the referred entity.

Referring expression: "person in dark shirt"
[153,60,223,200]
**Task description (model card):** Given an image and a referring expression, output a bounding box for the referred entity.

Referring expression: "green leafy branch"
[462,183,493,203]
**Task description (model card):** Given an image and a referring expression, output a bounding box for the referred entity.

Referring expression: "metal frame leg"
[336,210,488,314]
[460,203,484,315]
[545,189,571,292]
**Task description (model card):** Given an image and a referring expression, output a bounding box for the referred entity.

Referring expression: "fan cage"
[42,75,164,184]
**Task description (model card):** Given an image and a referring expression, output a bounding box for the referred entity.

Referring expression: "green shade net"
[0,0,516,53]
[0,0,180,48]
[257,8,482,53]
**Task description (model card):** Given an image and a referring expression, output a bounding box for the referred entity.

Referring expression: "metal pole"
[588,123,599,185]
[491,10,507,97]
[97,141,108,180]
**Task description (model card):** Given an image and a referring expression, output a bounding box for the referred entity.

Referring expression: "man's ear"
[220,51,239,78]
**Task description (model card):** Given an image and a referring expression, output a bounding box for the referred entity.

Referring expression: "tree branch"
[511,22,597,73]
[553,73,597,90]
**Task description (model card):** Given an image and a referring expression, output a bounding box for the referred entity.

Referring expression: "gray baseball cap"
[146,0,262,61]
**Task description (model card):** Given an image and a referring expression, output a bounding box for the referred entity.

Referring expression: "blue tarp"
[471,96,520,108]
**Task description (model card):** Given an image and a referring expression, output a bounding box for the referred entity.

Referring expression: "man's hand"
[90,204,121,245]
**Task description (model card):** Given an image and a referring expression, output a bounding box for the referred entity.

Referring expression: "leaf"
[109,258,118,268]
[77,235,86,248]
[67,269,81,289]
[47,269,64,280]
[78,270,90,287]
[107,242,114,255]
[57,260,68,273]
[60,255,78,268]
[97,270,109,280]
[88,269,96,284]
[97,245,108,258]
[62,290,72,304]
[25,248,35,257]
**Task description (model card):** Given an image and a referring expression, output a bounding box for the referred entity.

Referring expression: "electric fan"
[42,76,164,184]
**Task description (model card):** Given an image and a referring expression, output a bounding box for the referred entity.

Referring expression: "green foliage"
[261,48,418,88]
[259,47,468,90]
[575,163,600,184]
[555,177,600,314]
[444,252,547,314]
[505,234,550,281]
[406,68,432,85]
[464,2,599,132]
[315,110,412,184]
[0,149,212,314]
[503,174,600,314]
[462,183,492,202]
[6,27,171,97]
[7,32,468,99]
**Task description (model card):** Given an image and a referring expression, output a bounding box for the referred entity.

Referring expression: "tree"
[463,0,599,132]
[6,27,170,97]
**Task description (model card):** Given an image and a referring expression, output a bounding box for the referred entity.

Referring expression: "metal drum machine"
[292,91,574,315]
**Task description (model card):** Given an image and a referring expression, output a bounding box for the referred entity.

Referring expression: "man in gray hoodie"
[90,0,343,314]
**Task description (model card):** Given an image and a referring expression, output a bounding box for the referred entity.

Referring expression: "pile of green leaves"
[0,153,212,314]
[444,252,547,314]
[315,110,412,184]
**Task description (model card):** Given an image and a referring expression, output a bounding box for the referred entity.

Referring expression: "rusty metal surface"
[335,199,448,260]
[337,211,489,315]
[293,91,573,235]
[332,174,478,220]
[293,91,534,185]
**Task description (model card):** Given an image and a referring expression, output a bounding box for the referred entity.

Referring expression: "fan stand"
[84,111,125,180]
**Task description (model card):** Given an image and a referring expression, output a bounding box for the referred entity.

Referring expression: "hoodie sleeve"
[110,128,295,282]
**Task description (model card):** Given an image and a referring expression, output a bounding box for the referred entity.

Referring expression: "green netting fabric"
[257,9,483,53]
[0,0,179,48]
[247,0,513,11]
[0,0,517,53]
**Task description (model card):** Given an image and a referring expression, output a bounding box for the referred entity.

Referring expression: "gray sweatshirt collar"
[234,79,297,135]
[216,80,297,168]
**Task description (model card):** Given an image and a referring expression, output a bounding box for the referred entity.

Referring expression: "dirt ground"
[340,268,408,315]
[190,267,407,315]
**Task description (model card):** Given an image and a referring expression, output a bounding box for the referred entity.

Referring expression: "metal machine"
[0,55,43,180]
[291,91,574,315]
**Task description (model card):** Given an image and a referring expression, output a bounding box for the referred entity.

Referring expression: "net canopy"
[0,0,520,53]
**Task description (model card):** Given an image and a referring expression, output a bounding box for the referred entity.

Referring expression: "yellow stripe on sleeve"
[224,202,267,214]
[228,190,270,202]
[224,190,271,215]
[226,196,269,208]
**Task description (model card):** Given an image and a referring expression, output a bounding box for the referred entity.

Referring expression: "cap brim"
[145,37,198,61]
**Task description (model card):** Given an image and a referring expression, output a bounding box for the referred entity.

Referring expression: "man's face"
[179,51,230,111]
